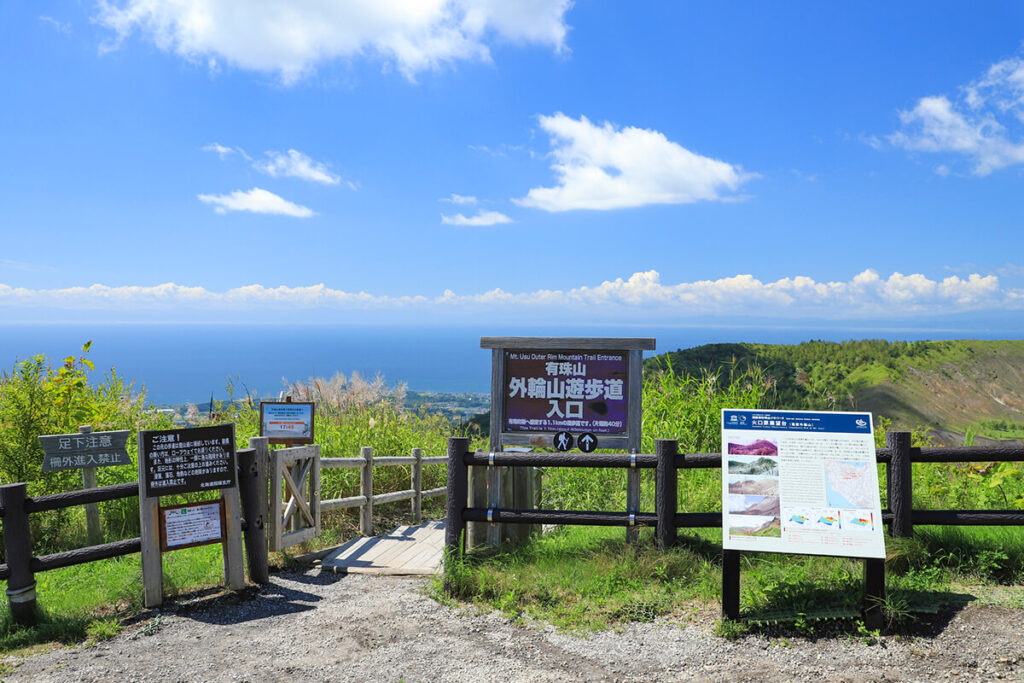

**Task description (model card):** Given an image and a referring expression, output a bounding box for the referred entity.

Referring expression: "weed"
[84,618,121,643]
[713,618,748,640]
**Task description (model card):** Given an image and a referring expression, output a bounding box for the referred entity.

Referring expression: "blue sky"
[2,1,1024,327]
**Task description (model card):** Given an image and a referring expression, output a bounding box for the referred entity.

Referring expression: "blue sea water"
[0,322,1016,405]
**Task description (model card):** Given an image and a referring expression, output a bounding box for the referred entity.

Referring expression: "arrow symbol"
[581,435,594,447]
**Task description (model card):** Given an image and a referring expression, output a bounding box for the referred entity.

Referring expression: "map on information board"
[721,409,885,559]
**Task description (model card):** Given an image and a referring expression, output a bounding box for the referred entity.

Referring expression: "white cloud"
[514,113,756,211]
[441,209,512,226]
[95,0,572,83]
[202,142,237,159]
[440,193,478,204]
[1,270,1018,316]
[197,187,315,217]
[889,56,1024,175]
[254,149,347,187]
[39,16,72,34]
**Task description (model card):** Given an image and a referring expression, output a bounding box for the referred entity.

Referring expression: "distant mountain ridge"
[645,339,1024,445]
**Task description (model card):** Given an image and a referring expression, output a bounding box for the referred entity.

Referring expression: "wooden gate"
[269,444,321,551]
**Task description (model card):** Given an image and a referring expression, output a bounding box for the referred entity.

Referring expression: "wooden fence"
[0,440,445,624]
[0,448,269,624]
[444,433,1024,629]
[317,447,447,537]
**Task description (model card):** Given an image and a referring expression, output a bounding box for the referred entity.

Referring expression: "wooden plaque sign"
[159,500,226,552]
[140,424,237,498]
[259,401,315,445]
[38,429,131,472]
[480,337,655,451]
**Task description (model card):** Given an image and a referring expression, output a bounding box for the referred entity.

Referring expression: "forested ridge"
[644,339,1024,440]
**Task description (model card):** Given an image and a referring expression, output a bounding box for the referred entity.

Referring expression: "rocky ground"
[4,569,1023,682]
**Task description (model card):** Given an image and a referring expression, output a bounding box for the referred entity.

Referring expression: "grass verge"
[434,524,1024,636]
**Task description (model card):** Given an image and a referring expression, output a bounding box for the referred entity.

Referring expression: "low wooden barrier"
[319,447,447,537]
[0,448,269,625]
[444,432,1024,629]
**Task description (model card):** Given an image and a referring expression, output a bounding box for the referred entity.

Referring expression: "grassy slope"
[858,340,1024,441]
[646,340,1024,444]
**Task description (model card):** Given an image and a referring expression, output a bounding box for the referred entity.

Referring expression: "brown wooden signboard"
[480,337,655,452]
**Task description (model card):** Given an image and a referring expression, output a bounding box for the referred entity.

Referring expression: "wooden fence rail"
[0,439,445,625]
[317,447,447,536]
[445,432,1024,630]
[0,448,269,625]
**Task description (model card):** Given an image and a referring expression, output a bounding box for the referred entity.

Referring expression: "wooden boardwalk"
[320,519,445,575]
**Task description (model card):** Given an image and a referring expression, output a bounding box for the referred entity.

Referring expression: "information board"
[38,429,131,472]
[503,349,628,435]
[141,424,237,498]
[159,500,226,551]
[721,409,884,559]
[259,401,315,445]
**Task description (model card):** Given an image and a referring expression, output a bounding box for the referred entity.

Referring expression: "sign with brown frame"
[480,337,655,452]
[159,499,227,552]
[259,401,316,445]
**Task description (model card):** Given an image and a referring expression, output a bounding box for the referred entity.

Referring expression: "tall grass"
[542,364,770,514]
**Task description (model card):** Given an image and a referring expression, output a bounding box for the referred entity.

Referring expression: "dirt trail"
[5,569,1024,682]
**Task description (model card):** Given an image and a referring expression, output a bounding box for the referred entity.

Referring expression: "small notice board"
[721,408,884,559]
[159,500,226,551]
[137,423,245,608]
[141,424,237,498]
[259,401,315,445]
[38,429,131,472]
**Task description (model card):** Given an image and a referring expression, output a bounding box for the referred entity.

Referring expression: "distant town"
[155,390,490,427]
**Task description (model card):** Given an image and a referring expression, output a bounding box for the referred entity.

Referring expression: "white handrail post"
[360,446,374,536]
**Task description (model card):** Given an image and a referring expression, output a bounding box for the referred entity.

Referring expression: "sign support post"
[78,425,102,546]
[137,434,163,608]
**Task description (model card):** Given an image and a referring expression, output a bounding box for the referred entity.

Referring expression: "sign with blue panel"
[721,409,884,559]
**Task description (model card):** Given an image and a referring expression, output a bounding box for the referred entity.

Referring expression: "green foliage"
[543,363,769,514]
[644,339,934,411]
[0,344,168,553]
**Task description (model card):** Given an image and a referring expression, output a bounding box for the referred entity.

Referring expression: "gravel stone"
[4,567,1023,682]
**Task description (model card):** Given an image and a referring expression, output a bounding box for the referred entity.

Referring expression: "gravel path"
[5,567,1024,682]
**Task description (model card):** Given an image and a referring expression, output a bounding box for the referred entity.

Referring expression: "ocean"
[0,322,1014,405]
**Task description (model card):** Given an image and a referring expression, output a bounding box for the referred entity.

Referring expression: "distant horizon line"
[2,320,1020,337]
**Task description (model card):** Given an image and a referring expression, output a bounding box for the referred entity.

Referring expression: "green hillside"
[645,339,1024,445]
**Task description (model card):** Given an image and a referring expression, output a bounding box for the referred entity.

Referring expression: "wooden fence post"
[444,437,469,555]
[466,465,488,548]
[887,431,913,538]
[238,443,270,584]
[656,439,678,550]
[78,425,102,546]
[1,483,37,625]
[485,465,501,546]
[360,447,374,536]
[412,447,423,524]
[626,451,640,545]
